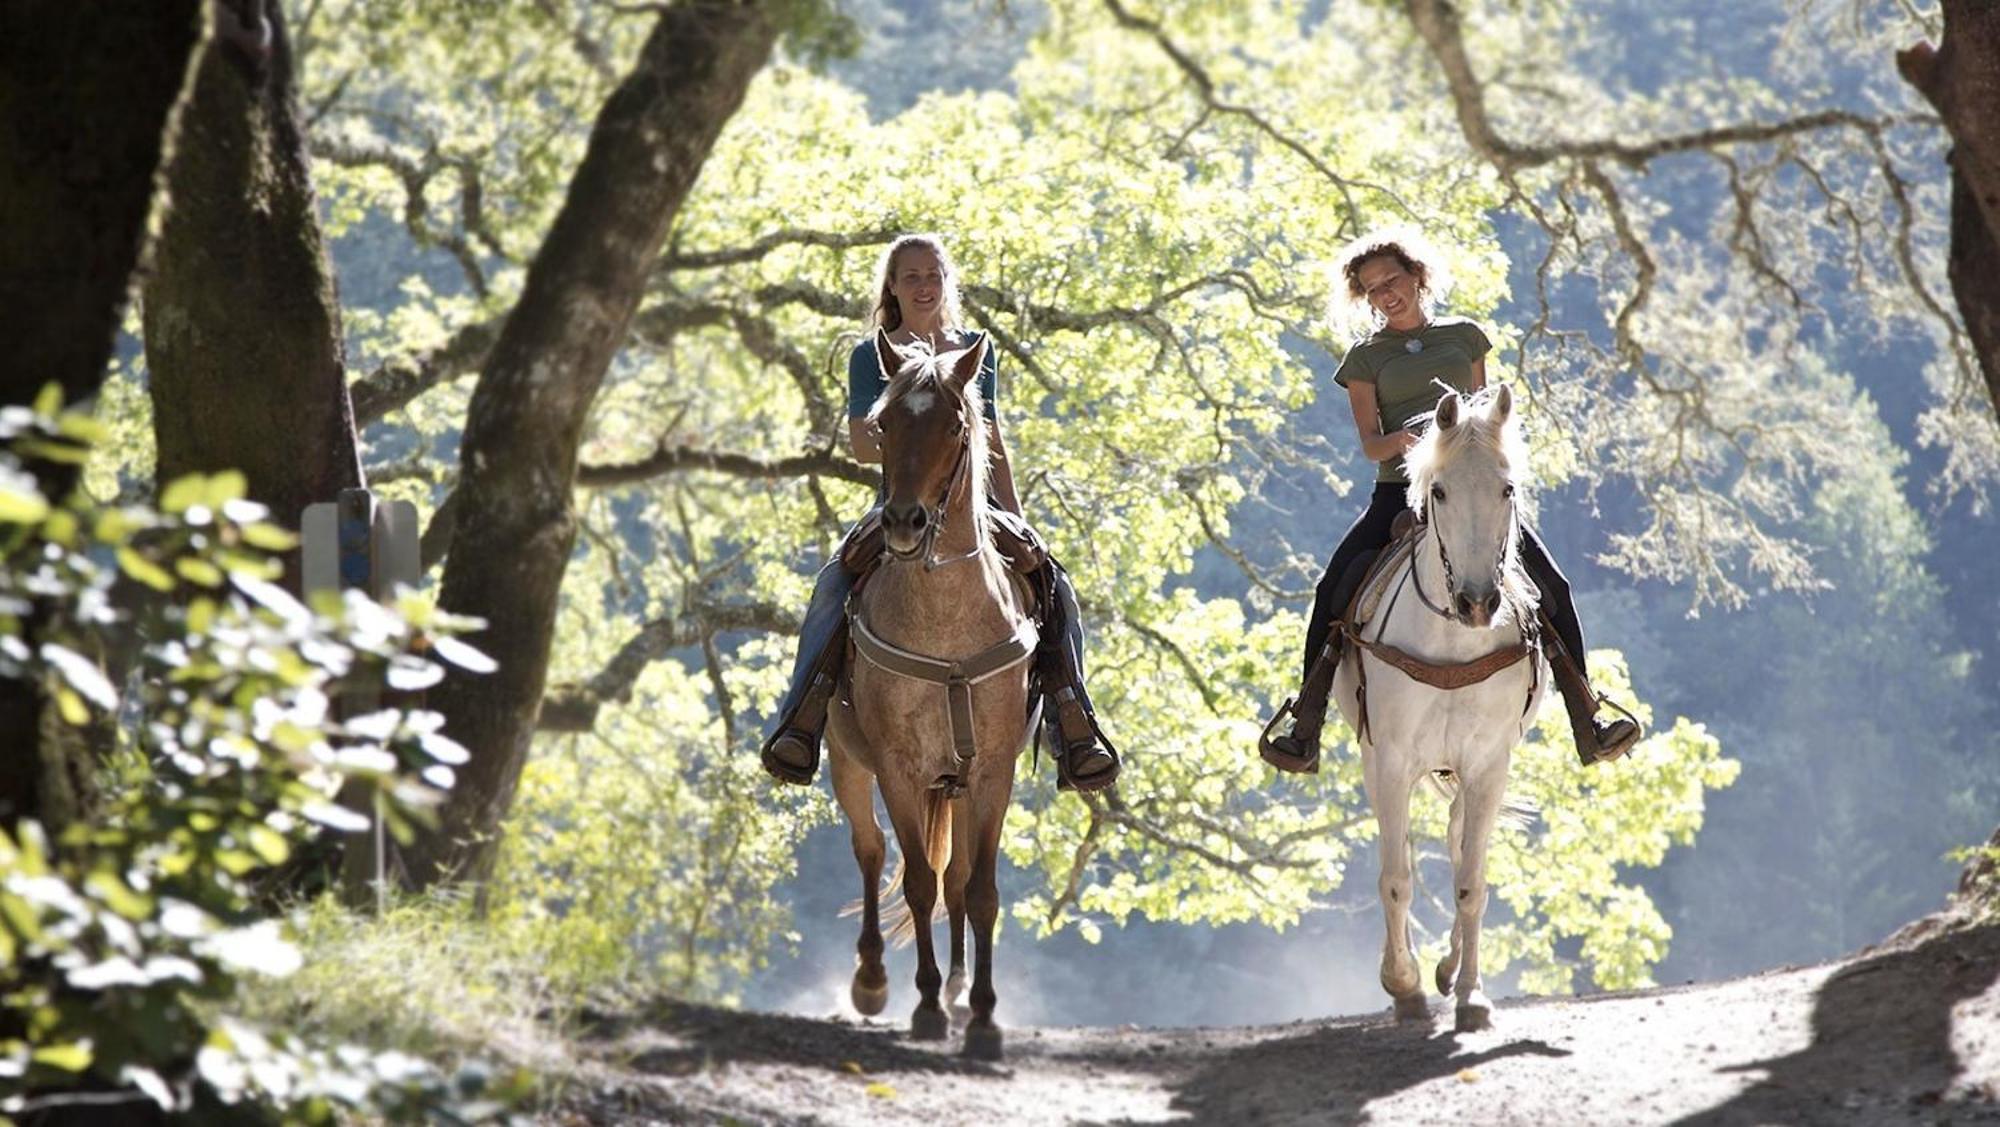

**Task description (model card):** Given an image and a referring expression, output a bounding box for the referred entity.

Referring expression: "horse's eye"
[1430,484,1446,504]
[1502,483,1515,499]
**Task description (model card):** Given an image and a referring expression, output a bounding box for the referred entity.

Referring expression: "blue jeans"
[765,557,855,744]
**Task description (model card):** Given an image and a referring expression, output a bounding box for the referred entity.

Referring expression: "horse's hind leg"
[1449,759,1509,1033]
[884,780,950,1041]
[1436,780,1467,997]
[943,794,973,1020]
[1366,753,1427,1022]
[960,778,1012,1061]
[831,747,888,1017]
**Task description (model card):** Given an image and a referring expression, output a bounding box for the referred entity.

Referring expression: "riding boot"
[1543,622,1641,766]
[1260,631,1343,773]
[1040,648,1120,793]
[760,621,847,786]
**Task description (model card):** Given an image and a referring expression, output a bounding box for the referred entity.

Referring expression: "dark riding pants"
[1302,482,1588,682]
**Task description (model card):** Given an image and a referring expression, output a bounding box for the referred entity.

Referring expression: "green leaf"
[205,470,249,508]
[239,522,298,551]
[174,556,225,587]
[246,825,290,866]
[159,474,205,515]
[30,1041,91,1072]
[0,486,48,525]
[84,870,153,920]
[116,547,175,591]
[54,687,87,726]
[31,382,61,418]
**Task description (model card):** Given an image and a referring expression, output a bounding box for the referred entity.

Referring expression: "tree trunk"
[1900,2,2000,412]
[143,0,362,558]
[0,1,204,830]
[400,1,782,888]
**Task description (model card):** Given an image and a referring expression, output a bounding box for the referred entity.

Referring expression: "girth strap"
[850,613,1040,766]
[1348,632,1534,691]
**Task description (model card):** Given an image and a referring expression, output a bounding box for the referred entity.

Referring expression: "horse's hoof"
[962,1018,1004,1061]
[1393,993,1431,1023]
[1435,958,1458,997]
[911,1004,949,1041]
[851,972,889,1017]
[1455,1002,1493,1033]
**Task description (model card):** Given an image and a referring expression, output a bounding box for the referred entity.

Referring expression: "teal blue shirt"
[848,331,1000,422]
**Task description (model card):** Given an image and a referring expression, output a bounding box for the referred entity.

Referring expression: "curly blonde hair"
[1329,225,1453,337]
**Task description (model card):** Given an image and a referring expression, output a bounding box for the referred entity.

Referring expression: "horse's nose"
[1454,589,1502,625]
[882,501,927,553]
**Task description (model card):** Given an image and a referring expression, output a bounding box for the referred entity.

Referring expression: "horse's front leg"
[830,746,889,1016]
[960,774,1014,1060]
[1365,751,1427,1021]
[1449,757,1510,1033]
[1436,778,1467,997]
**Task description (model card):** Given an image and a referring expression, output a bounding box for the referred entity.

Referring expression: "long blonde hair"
[869,233,968,333]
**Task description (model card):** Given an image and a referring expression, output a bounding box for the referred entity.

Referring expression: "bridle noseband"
[1410,495,1521,626]
[884,402,982,572]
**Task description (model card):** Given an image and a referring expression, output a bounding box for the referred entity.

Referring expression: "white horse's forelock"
[1404,387,1527,519]
[1404,388,1537,623]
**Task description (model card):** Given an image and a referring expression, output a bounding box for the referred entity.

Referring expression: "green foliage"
[0,393,521,1121]
[283,0,1743,997]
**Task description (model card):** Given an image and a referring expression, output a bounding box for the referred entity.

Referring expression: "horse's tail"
[1427,769,1541,833]
[875,789,954,948]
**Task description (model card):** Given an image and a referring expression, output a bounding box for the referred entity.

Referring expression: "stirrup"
[1582,693,1643,764]
[1050,688,1118,793]
[1258,698,1320,774]
[760,729,819,785]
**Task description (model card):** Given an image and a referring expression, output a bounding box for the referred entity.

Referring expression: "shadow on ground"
[1079,1013,1571,1126]
[594,998,1003,1080]
[1676,921,2000,1125]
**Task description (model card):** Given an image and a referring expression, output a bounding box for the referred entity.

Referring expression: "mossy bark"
[143,0,362,563]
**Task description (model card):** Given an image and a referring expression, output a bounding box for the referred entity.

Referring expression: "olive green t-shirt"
[1333,317,1492,483]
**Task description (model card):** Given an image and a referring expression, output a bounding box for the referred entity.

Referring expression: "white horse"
[1331,386,1547,1033]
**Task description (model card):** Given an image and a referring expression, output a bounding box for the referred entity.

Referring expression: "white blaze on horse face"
[902,389,937,417]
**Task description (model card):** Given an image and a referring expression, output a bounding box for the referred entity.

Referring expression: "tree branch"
[350,317,501,427]
[538,599,799,731]
[579,443,879,489]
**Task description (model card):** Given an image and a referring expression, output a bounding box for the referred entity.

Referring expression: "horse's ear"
[873,327,902,383]
[1491,384,1512,425]
[1435,392,1461,431]
[947,332,988,391]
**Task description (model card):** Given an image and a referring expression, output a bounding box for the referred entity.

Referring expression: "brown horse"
[825,329,1040,1060]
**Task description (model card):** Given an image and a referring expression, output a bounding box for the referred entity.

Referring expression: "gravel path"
[559,910,2000,1126]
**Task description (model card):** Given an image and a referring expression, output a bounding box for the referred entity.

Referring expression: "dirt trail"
[561,912,2000,1126]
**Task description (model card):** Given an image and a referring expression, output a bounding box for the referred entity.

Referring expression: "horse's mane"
[865,339,996,561]
[1404,386,1538,622]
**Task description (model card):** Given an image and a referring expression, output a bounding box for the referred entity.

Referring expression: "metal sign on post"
[302,487,419,910]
